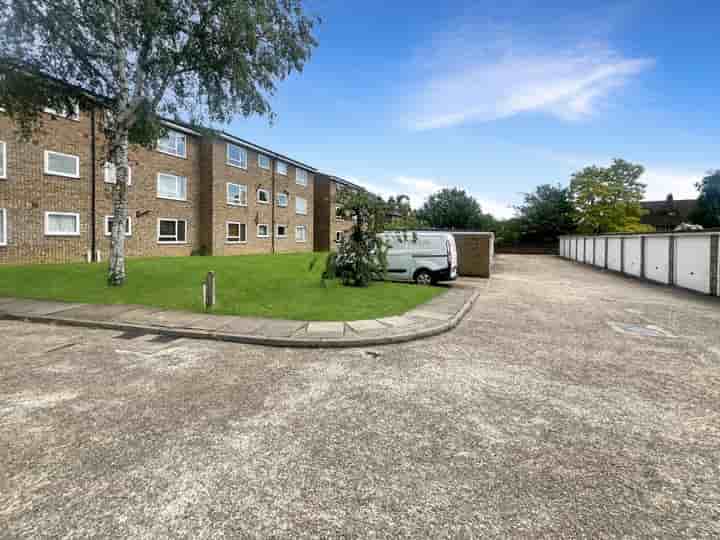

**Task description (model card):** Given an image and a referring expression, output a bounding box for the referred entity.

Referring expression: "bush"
[323,190,388,287]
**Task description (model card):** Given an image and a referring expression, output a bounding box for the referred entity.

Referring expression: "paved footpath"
[0,282,480,347]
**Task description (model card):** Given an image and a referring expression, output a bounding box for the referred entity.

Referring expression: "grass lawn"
[0,252,445,321]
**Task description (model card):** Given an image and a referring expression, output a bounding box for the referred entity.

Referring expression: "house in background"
[313,173,362,252]
[641,195,698,232]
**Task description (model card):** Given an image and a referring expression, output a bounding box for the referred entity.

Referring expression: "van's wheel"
[414,269,434,285]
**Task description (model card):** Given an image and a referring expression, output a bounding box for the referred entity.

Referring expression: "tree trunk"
[108,129,130,286]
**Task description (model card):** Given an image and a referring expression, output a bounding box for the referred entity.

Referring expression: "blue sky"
[227,0,720,218]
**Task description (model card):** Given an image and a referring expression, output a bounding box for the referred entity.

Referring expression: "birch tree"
[0,0,318,285]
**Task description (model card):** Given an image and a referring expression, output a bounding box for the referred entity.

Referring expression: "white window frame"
[44,150,80,179]
[104,215,132,237]
[44,103,80,121]
[0,208,6,246]
[277,192,289,208]
[256,188,271,204]
[226,221,247,244]
[276,161,288,175]
[157,173,187,201]
[226,143,248,169]
[103,162,132,185]
[157,130,187,158]
[335,231,343,243]
[0,141,6,179]
[295,225,307,243]
[275,224,288,238]
[157,218,188,244]
[257,223,270,238]
[296,196,308,215]
[296,168,308,186]
[226,183,248,206]
[44,211,80,236]
[258,154,271,170]
[336,205,345,221]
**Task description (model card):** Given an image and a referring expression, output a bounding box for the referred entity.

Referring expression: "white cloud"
[641,168,703,201]
[409,32,654,130]
[345,175,517,219]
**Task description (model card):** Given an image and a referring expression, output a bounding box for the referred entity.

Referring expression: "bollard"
[202,282,208,311]
[206,271,216,307]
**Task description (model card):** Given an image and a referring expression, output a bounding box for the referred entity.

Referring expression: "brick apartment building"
[313,173,361,252]
[0,107,317,264]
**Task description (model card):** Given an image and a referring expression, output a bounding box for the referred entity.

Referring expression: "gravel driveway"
[2,255,719,538]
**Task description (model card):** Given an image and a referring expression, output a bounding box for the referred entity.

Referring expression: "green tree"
[689,171,720,228]
[0,0,318,285]
[569,159,653,234]
[416,188,487,230]
[515,183,575,242]
[323,189,388,287]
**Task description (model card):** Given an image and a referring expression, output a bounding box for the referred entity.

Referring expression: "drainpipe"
[90,107,97,262]
[271,157,276,254]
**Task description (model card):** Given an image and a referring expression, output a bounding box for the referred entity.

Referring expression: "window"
[276,224,288,238]
[335,205,344,221]
[277,192,289,207]
[44,150,80,178]
[276,161,287,175]
[257,223,270,238]
[227,183,248,206]
[226,143,247,169]
[157,173,187,200]
[45,212,80,236]
[0,141,6,179]
[258,154,271,170]
[157,130,187,158]
[335,231,343,243]
[44,103,80,121]
[104,215,132,237]
[0,208,6,246]
[296,168,308,186]
[295,225,307,243]
[257,188,271,204]
[103,162,132,185]
[158,219,187,243]
[226,222,247,243]
[296,196,307,215]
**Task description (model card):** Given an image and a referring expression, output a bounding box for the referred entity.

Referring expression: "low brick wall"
[452,232,494,278]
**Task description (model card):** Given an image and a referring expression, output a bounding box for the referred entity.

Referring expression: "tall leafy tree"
[416,187,489,230]
[0,0,318,285]
[569,159,652,234]
[689,171,720,228]
[515,183,575,241]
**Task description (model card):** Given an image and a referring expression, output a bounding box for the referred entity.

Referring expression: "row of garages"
[559,233,720,296]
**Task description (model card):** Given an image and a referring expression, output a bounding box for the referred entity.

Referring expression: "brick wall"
[0,109,317,265]
[0,111,94,264]
[313,175,353,252]
[94,125,204,260]
[207,138,314,256]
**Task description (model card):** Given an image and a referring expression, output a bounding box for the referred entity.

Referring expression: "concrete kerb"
[0,290,480,348]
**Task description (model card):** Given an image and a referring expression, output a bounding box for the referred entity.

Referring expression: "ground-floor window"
[276,224,288,238]
[336,231,343,243]
[45,212,80,236]
[226,222,247,243]
[257,223,270,238]
[0,208,6,245]
[104,215,132,236]
[295,225,307,243]
[158,218,187,243]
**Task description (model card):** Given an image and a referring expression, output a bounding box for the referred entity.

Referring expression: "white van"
[378,231,458,285]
